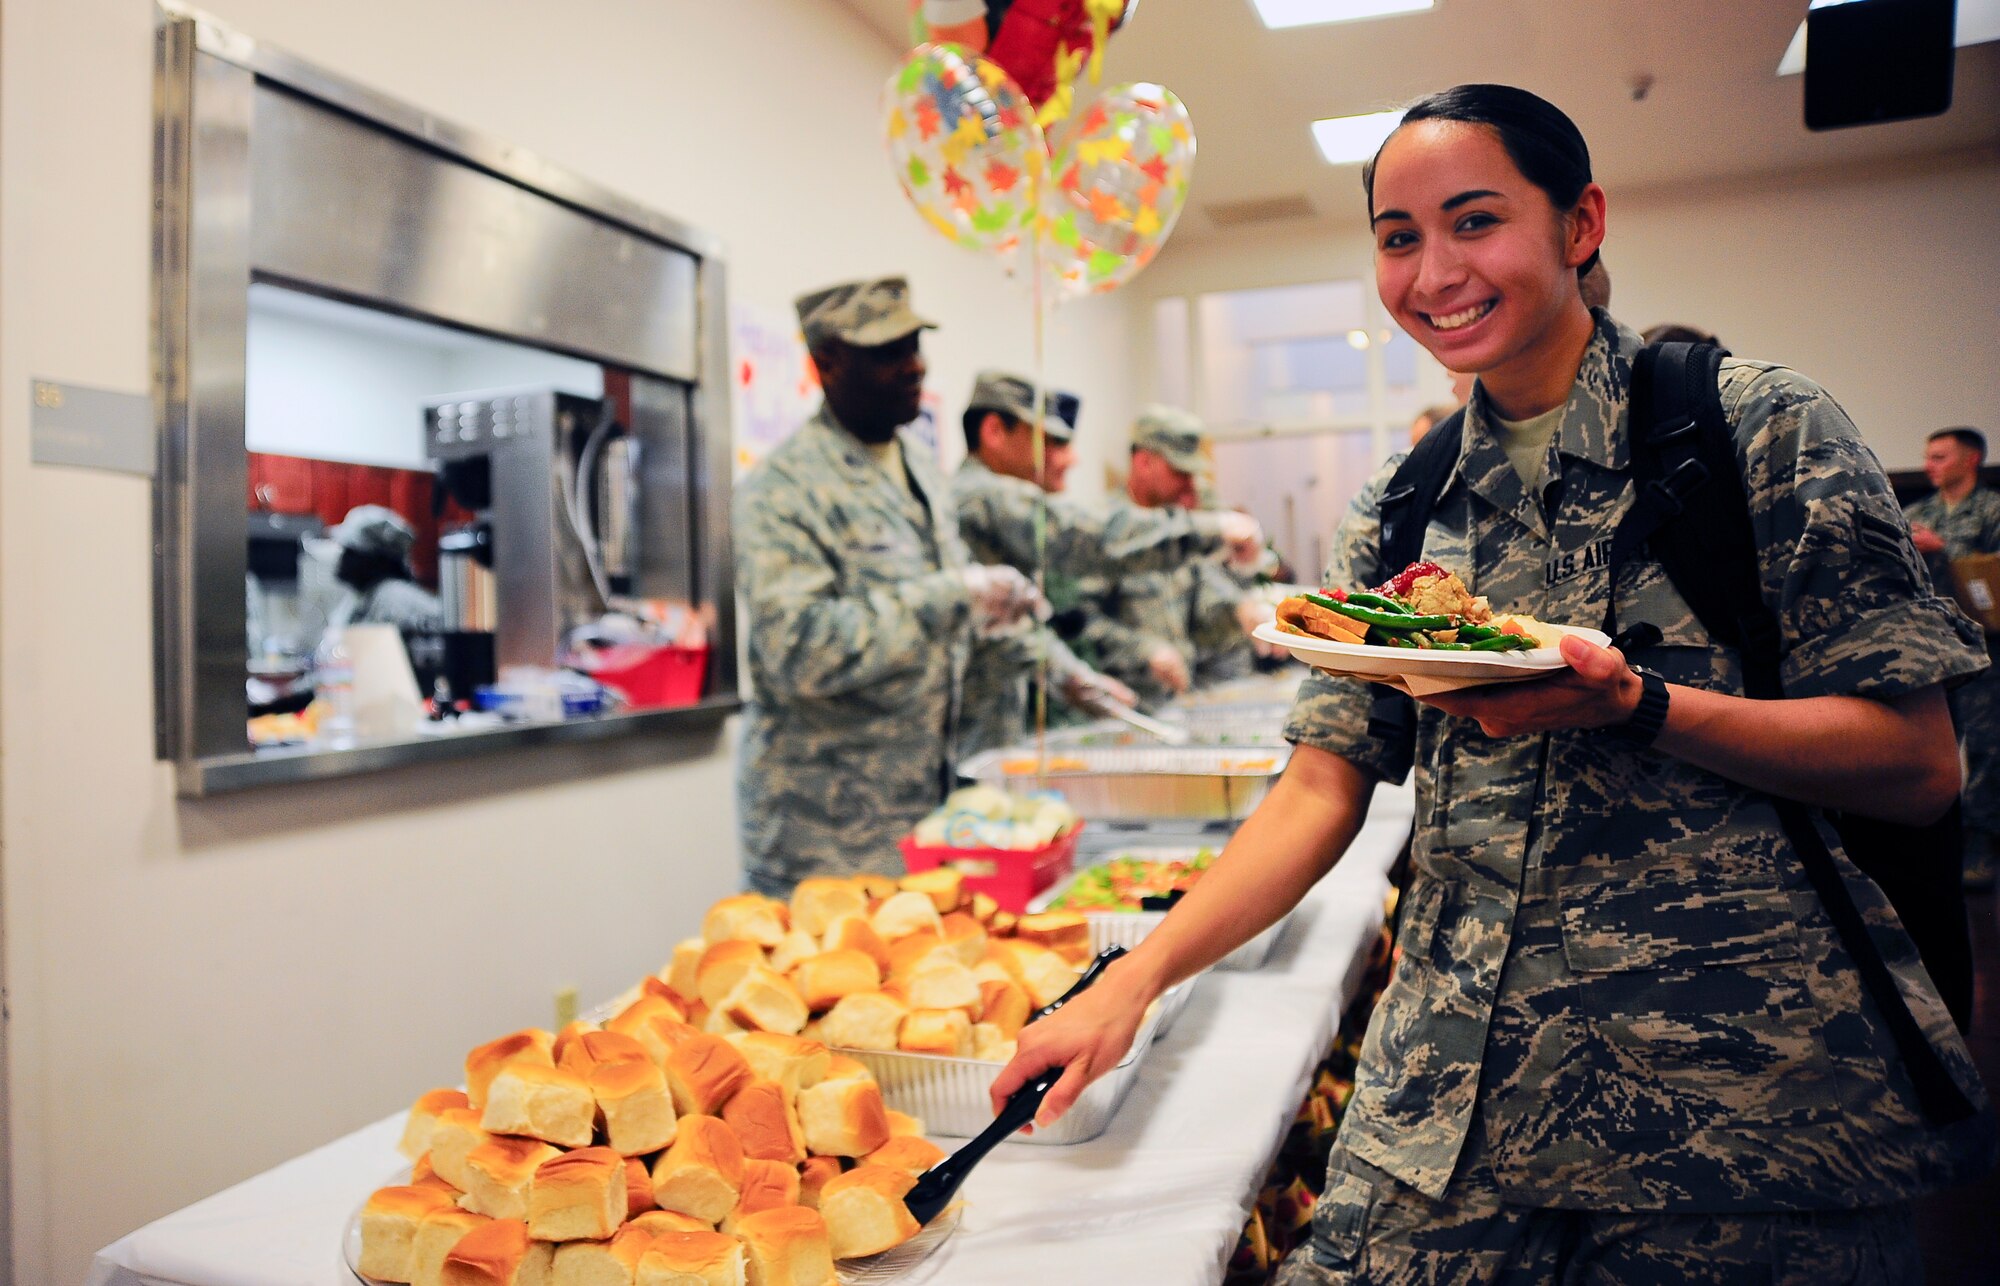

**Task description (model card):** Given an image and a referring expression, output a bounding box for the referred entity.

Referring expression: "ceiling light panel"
[1312,109,1405,164]
[1778,0,2000,74]
[1252,0,1434,30]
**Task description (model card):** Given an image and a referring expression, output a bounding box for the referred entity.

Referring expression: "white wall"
[0,2,1136,1280]
[1135,147,2000,471]
[245,289,607,469]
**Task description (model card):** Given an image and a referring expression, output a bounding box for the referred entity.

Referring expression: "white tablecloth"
[90,783,1412,1286]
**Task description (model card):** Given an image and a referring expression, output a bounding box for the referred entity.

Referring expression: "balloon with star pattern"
[1040,82,1194,298]
[883,44,1047,261]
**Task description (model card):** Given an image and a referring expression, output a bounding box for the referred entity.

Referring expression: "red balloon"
[912,1,1136,109]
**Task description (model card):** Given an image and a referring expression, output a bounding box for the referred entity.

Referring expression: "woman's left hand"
[1418,635,1642,737]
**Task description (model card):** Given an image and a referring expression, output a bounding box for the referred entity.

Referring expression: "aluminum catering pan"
[1034,705,1292,751]
[1032,851,1295,971]
[837,980,1187,1144]
[961,745,1289,822]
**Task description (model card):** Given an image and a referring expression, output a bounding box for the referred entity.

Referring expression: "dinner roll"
[408,1207,490,1286]
[412,1152,458,1195]
[626,1210,710,1236]
[817,1165,920,1259]
[796,1156,843,1211]
[721,1079,807,1164]
[702,894,787,948]
[869,891,943,942]
[789,950,882,1013]
[819,1054,870,1083]
[790,877,868,939]
[719,967,809,1036]
[465,1029,556,1111]
[480,1062,595,1149]
[817,991,908,1052]
[560,1030,651,1076]
[359,1185,458,1281]
[664,937,706,1008]
[936,913,987,968]
[727,1032,829,1097]
[883,1110,926,1139]
[796,1077,890,1157]
[897,1009,973,1058]
[898,868,964,914]
[438,1218,553,1286]
[649,1114,745,1225]
[591,1056,679,1157]
[626,1156,659,1219]
[665,1033,754,1117]
[400,1089,472,1161]
[863,1134,947,1177]
[635,1231,744,1286]
[903,961,981,1014]
[818,915,891,973]
[550,1225,651,1286]
[428,1108,494,1192]
[527,1147,626,1243]
[968,892,999,924]
[767,929,821,976]
[977,978,1030,1038]
[971,1022,1017,1064]
[459,1136,563,1221]
[736,1206,836,1286]
[1014,911,1090,960]
[719,1158,803,1235]
[696,941,768,1010]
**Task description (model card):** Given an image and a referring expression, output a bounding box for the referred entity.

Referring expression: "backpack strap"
[1366,409,1465,743]
[1616,343,1975,1124]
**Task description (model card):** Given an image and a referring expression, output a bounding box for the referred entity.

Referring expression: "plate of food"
[1256,561,1608,691]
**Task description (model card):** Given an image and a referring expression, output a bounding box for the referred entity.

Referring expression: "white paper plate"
[1253,621,1609,684]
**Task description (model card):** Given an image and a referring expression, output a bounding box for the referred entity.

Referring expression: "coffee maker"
[424,387,637,701]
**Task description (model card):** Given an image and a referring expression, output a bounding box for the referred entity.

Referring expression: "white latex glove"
[1236,598,1283,658]
[960,564,1046,635]
[1061,668,1139,712]
[1217,510,1267,571]
[1147,644,1192,695]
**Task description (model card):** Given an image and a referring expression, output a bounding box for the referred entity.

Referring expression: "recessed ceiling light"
[1312,109,1405,165]
[1251,0,1435,30]
[1777,0,1999,74]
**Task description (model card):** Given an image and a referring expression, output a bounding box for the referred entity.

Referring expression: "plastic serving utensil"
[1082,691,1192,746]
[902,946,1128,1226]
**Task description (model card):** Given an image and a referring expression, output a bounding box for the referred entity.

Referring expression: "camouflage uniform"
[1071,407,1245,706]
[1279,315,1994,1280]
[952,405,1235,753]
[1904,485,2000,847]
[734,278,970,896]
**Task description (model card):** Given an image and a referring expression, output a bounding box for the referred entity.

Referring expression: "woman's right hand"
[987,962,1158,1128]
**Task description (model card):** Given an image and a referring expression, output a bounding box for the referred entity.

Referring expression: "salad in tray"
[1276,561,1555,653]
[1049,851,1217,913]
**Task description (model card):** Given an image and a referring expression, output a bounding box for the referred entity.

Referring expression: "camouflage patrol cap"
[1131,405,1208,474]
[967,370,1074,442]
[794,276,937,350]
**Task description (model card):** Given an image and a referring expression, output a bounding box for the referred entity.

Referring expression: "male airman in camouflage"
[1275,315,1992,1283]
[1070,407,1269,706]
[734,278,1039,895]
[1905,425,2000,889]
[951,372,1266,756]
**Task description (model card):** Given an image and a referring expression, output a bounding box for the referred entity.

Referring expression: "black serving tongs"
[902,945,1128,1226]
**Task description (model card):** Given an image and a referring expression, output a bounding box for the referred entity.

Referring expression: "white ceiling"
[839,0,2000,239]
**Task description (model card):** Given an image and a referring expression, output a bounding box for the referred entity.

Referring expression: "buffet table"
[89,781,1413,1286]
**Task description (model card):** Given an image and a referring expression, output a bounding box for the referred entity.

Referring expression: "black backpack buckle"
[1645,459,1710,516]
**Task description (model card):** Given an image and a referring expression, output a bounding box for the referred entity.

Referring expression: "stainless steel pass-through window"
[154,5,738,795]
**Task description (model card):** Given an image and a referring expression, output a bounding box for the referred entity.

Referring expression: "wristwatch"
[1610,666,1670,746]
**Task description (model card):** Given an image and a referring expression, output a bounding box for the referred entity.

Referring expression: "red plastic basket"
[897,824,1083,913]
[590,644,709,710]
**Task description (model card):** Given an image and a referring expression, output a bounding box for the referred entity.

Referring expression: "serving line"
[88,783,1411,1286]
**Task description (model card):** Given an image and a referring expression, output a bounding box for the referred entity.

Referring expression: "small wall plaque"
[30,379,154,477]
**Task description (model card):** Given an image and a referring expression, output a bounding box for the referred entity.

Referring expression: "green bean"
[1468,634,1538,651]
[1453,623,1500,642]
[1330,601,1451,631]
[1382,635,1419,649]
[1342,591,1410,614]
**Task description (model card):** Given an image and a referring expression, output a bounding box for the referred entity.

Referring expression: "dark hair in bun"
[1364,84,1601,278]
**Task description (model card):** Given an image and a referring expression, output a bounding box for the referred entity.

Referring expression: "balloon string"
[1031,205,1050,795]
